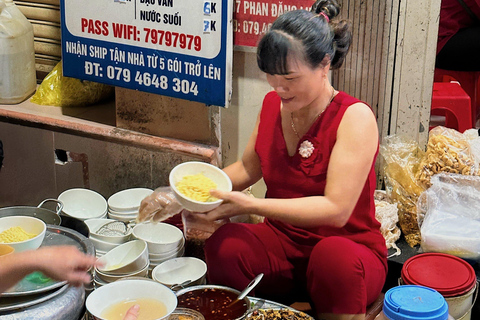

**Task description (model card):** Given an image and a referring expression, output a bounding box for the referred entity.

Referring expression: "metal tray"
[247,297,314,319]
[1,225,94,297]
[0,284,68,312]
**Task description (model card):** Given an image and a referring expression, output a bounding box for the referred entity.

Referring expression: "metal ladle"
[228,273,264,307]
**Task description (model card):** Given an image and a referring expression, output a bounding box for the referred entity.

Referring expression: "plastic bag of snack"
[31,61,114,107]
[379,134,426,247]
[416,126,478,189]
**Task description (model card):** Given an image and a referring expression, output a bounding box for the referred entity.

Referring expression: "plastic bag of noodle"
[31,61,114,107]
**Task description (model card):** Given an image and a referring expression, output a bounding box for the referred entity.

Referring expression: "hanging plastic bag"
[380,134,426,247]
[418,172,480,260]
[31,61,113,107]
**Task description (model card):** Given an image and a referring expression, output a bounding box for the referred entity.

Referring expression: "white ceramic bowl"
[89,235,120,253]
[86,279,177,320]
[85,218,132,244]
[133,222,184,254]
[97,239,149,275]
[152,257,207,289]
[95,262,149,283]
[0,216,46,252]
[108,188,153,212]
[58,188,108,220]
[169,162,232,213]
[107,208,139,215]
[149,246,185,266]
[107,211,137,222]
[148,238,185,260]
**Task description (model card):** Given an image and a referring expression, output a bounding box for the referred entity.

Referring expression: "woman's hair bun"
[311,0,340,21]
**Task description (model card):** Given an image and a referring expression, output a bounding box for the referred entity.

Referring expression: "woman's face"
[265,56,327,113]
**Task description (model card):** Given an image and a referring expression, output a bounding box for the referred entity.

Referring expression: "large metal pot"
[0,199,90,237]
[176,285,250,320]
[0,199,63,225]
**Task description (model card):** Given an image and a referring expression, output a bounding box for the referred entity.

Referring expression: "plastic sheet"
[30,61,113,107]
[419,172,480,260]
[137,187,183,223]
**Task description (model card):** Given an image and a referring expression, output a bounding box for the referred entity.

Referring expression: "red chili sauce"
[177,288,248,320]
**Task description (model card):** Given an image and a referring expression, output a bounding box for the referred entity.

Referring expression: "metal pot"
[176,285,250,320]
[0,199,63,225]
[0,199,89,237]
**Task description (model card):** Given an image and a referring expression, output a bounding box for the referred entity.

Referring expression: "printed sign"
[60,0,233,107]
[233,0,313,47]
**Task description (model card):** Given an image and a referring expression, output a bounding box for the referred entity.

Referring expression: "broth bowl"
[169,162,232,213]
[86,278,177,320]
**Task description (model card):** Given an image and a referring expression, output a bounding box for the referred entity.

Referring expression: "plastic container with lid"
[401,253,477,320]
[0,0,36,104]
[377,285,454,320]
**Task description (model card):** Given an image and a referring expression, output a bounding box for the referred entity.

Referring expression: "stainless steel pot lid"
[1,225,94,297]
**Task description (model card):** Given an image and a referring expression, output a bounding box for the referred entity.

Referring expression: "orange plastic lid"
[401,253,476,297]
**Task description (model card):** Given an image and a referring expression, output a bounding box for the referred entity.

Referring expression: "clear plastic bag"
[416,126,478,189]
[380,134,426,247]
[137,186,183,223]
[419,172,480,260]
[30,61,114,107]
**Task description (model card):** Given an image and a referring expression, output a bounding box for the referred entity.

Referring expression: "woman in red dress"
[201,1,388,319]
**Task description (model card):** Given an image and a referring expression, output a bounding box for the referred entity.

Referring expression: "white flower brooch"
[298,140,315,158]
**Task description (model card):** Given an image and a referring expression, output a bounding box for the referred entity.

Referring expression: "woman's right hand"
[138,187,183,222]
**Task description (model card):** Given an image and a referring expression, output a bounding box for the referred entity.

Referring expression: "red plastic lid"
[401,253,476,297]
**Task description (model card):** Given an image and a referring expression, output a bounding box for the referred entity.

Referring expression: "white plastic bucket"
[445,283,477,320]
[400,253,478,320]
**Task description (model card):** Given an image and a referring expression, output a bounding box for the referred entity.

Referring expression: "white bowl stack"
[58,188,108,220]
[132,222,185,276]
[107,188,153,222]
[152,257,207,290]
[84,218,133,257]
[93,240,149,288]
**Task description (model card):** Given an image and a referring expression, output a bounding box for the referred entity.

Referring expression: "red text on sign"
[81,18,109,36]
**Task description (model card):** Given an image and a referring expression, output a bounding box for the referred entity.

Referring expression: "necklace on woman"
[290,86,336,139]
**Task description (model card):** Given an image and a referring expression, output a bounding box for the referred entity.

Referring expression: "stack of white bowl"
[152,257,207,291]
[84,218,133,257]
[107,188,153,222]
[93,240,149,288]
[132,222,185,276]
[58,188,108,220]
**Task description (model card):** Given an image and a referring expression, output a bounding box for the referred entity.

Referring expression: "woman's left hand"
[204,189,256,221]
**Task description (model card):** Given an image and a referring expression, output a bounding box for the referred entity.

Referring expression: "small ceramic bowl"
[86,278,177,320]
[89,235,120,253]
[0,244,15,256]
[169,161,232,213]
[108,188,153,212]
[97,239,149,275]
[133,222,184,254]
[0,216,46,252]
[152,257,207,289]
[95,262,149,283]
[58,188,108,220]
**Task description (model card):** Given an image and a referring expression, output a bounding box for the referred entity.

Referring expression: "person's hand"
[123,304,140,320]
[33,246,100,286]
[203,189,257,221]
[138,186,183,222]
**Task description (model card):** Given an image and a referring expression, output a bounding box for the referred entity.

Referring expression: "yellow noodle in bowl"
[169,162,233,213]
[176,173,218,202]
[0,226,37,243]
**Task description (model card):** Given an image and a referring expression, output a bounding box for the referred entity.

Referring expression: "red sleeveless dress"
[255,90,387,261]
